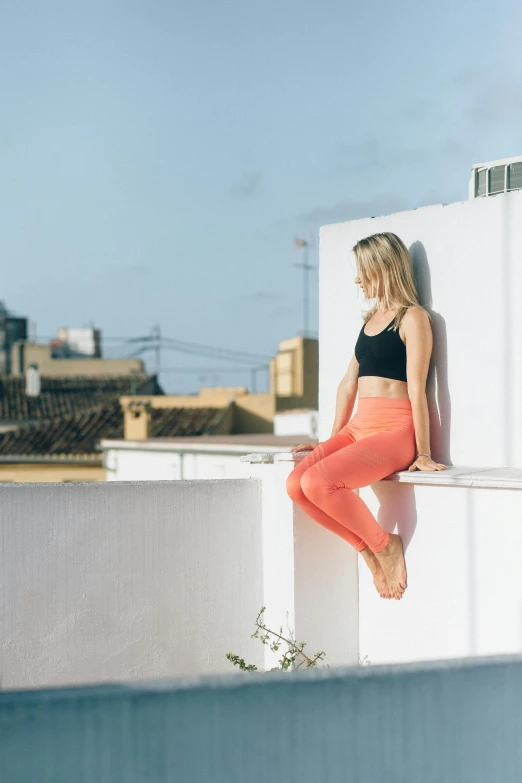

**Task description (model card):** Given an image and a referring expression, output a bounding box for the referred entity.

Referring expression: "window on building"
[475,168,487,196]
[508,162,522,191]
[488,165,506,195]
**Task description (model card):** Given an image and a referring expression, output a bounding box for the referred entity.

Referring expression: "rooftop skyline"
[1,0,520,392]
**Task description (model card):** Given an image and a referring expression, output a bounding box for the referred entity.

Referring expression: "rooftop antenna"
[153,323,161,375]
[293,232,316,338]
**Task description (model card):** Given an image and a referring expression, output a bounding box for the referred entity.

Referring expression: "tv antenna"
[293,232,317,338]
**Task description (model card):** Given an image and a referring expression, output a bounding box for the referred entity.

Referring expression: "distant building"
[11,324,143,377]
[54,327,102,358]
[0,373,164,483]
[101,334,319,481]
[0,332,319,482]
[469,154,522,198]
[11,339,144,378]
[0,301,28,375]
[114,335,318,439]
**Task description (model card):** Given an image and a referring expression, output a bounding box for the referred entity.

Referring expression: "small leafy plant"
[226,605,327,672]
[227,606,371,672]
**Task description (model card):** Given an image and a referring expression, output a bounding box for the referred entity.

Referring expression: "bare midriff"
[357,376,409,400]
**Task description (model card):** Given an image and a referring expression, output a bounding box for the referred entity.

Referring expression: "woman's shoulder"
[403,304,429,320]
[401,305,431,332]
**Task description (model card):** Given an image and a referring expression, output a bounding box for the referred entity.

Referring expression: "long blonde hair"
[352,231,429,330]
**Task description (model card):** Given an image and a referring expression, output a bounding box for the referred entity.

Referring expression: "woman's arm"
[402,307,446,471]
[291,358,358,453]
[331,355,359,437]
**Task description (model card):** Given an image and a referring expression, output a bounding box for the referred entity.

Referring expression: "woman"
[286,231,446,601]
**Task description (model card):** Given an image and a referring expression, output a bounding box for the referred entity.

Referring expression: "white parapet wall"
[242,455,522,665]
[102,441,258,481]
[244,453,359,669]
[0,472,358,690]
[358,467,522,664]
[0,480,268,689]
[308,190,522,666]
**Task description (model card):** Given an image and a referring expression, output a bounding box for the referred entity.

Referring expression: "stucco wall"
[358,482,522,663]
[0,480,264,689]
[104,446,258,481]
[319,190,522,665]
[319,190,522,467]
[0,467,360,688]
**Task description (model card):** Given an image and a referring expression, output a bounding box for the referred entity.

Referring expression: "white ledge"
[239,453,522,490]
[385,466,522,490]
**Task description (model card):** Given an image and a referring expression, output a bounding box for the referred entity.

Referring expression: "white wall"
[0,471,358,690]
[0,481,264,688]
[319,190,522,665]
[104,446,257,482]
[273,410,318,438]
[358,482,522,664]
[247,457,359,669]
[319,190,522,467]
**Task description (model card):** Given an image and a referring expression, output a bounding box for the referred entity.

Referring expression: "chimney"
[25,364,41,397]
[123,400,152,440]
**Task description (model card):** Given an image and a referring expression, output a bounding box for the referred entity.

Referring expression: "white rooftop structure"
[469,154,522,198]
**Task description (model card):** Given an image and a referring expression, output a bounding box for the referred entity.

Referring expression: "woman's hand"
[290,442,321,453]
[408,455,447,472]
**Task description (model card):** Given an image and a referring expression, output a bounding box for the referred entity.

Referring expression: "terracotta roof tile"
[0,374,161,422]
[0,401,229,457]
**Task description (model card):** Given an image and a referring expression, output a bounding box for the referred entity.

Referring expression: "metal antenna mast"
[154,324,161,375]
[293,235,316,338]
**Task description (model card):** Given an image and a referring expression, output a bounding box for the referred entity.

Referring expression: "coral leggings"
[286,397,416,553]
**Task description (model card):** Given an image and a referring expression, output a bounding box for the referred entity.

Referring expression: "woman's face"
[354,270,378,298]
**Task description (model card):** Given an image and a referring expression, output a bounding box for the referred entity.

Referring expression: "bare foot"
[373,533,407,600]
[359,547,393,599]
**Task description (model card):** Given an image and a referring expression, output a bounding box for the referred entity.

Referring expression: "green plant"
[226,606,328,672]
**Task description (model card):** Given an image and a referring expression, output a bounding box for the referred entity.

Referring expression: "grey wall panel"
[1,654,522,783]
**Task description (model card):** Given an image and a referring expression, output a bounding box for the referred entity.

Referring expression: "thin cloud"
[466,77,522,125]
[228,289,282,305]
[247,289,280,301]
[406,99,447,126]
[335,136,437,176]
[269,302,300,317]
[336,137,381,170]
[289,194,410,227]
[130,264,151,275]
[230,171,262,198]
[447,66,490,90]
[441,138,466,158]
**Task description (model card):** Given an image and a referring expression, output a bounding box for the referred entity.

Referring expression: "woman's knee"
[300,466,327,502]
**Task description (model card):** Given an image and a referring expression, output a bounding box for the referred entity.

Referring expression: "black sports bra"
[354,316,407,382]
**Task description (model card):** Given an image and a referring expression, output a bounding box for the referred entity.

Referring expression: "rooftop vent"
[470,155,522,198]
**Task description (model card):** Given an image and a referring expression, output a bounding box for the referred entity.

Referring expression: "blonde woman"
[287,232,446,600]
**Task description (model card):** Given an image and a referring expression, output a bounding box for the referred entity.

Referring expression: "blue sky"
[1,0,521,392]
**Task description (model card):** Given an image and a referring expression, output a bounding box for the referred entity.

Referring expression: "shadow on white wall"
[365,239,453,553]
[371,480,418,552]
[410,239,453,468]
